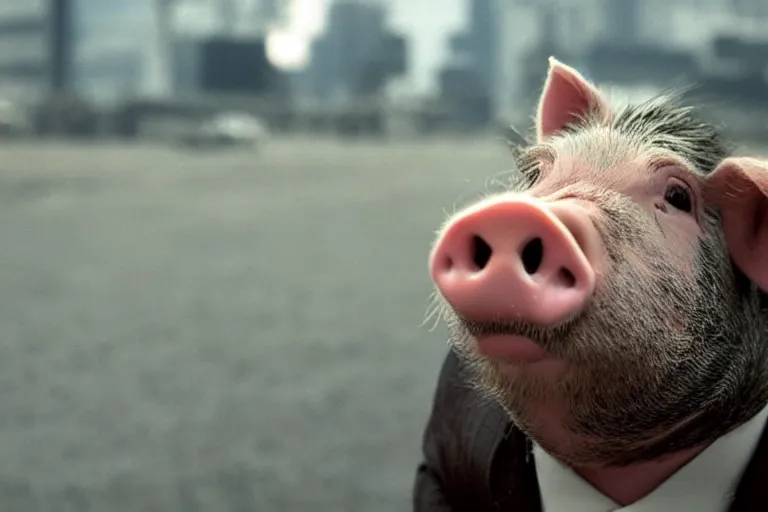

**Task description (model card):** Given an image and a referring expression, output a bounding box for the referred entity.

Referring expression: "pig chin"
[442,301,681,467]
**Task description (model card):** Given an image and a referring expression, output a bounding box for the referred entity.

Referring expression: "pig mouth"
[457,315,578,358]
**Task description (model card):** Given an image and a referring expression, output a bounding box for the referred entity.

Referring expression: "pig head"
[428,57,768,469]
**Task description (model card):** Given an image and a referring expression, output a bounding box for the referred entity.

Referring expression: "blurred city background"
[0,0,767,511]
[0,0,767,138]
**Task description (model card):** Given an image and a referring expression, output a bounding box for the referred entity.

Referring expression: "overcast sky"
[209,0,468,93]
[109,0,468,94]
[385,0,466,92]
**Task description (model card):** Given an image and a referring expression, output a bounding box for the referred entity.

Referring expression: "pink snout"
[430,196,599,326]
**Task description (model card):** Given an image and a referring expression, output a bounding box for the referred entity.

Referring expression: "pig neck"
[528,404,718,506]
[565,402,768,505]
[572,445,707,506]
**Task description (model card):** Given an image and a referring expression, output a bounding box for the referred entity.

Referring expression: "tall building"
[467,0,499,102]
[307,0,407,101]
[493,0,607,123]
[435,0,501,127]
[50,0,74,91]
[75,0,153,102]
[0,0,75,103]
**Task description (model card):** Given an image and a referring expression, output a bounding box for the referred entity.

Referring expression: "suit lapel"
[489,426,543,511]
[729,419,768,511]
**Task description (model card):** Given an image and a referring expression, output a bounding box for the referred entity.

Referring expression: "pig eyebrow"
[646,154,697,175]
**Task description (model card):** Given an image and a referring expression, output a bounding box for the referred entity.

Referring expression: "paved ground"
[0,137,516,511]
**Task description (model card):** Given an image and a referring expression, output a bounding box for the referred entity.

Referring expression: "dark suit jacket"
[414,350,768,511]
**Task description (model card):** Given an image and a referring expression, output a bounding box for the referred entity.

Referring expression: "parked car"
[0,98,31,137]
[177,112,269,149]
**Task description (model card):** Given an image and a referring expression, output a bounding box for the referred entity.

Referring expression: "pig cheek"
[667,242,698,281]
[658,221,701,281]
[667,315,686,334]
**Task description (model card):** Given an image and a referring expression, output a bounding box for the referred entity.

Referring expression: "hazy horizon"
[84,0,466,94]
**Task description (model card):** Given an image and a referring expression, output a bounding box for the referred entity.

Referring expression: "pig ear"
[536,57,611,141]
[707,157,768,292]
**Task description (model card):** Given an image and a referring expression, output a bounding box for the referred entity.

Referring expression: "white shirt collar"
[533,403,768,512]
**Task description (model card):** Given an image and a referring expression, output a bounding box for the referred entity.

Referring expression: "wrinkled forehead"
[528,126,704,190]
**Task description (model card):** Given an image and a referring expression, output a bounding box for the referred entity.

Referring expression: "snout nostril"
[471,235,492,269]
[521,237,544,274]
[558,268,576,288]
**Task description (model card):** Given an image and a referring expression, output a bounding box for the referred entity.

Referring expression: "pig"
[415,57,768,511]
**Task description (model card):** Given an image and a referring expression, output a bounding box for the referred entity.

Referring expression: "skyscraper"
[307,0,406,101]
[0,0,75,102]
[50,0,74,91]
[75,0,155,101]
[467,0,498,101]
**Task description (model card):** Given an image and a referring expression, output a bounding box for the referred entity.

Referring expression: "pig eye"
[663,183,693,213]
